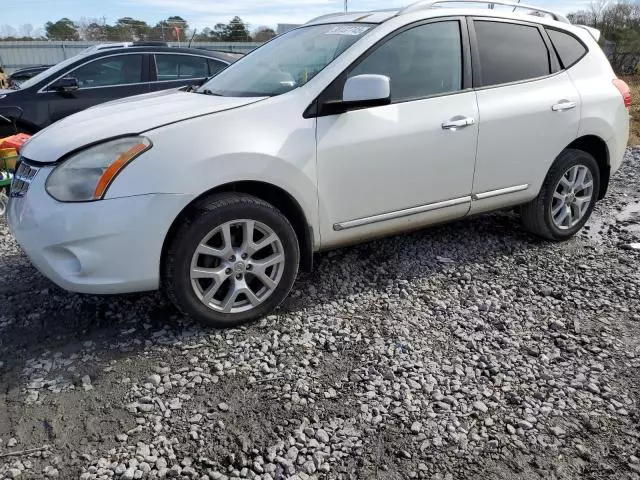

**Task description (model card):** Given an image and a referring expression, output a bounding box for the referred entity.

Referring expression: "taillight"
[613,78,632,108]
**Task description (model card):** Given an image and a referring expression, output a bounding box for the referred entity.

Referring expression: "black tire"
[163,193,300,328]
[521,148,600,241]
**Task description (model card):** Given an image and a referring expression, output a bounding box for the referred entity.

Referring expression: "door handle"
[442,117,475,130]
[551,100,577,111]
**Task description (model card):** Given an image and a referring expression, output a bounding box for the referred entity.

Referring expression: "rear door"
[469,18,580,213]
[45,53,150,124]
[150,53,214,91]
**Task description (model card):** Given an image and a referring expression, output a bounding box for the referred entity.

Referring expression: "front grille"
[10,159,39,197]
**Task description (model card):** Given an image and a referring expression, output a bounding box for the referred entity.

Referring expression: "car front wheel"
[521,148,600,241]
[163,193,300,327]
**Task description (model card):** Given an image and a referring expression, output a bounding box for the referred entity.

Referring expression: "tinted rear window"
[547,28,587,68]
[474,21,551,87]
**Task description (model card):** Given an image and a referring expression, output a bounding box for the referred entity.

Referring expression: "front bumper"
[8,164,194,294]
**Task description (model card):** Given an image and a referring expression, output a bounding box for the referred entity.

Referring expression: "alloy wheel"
[190,219,285,314]
[550,164,594,230]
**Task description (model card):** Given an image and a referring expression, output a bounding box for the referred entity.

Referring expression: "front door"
[315,19,479,248]
[45,53,150,124]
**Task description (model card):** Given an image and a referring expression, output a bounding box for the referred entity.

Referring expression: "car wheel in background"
[163,193,300,327]
[521,148,600,241]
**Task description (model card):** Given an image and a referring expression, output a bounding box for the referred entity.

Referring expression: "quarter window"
[155,54,208,81]
[71,55,143,88]
[546,29,587,69]
[474,21,551,87]
[349,21,463,102]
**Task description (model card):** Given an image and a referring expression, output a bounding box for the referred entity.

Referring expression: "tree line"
[567,0,640,73]
[1,0,639,73]
[0,16,275,43]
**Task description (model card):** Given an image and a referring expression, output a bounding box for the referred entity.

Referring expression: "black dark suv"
[0,42,238,136]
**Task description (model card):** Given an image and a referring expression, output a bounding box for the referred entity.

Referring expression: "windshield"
[198,23,373,97]
[18,53,86,90]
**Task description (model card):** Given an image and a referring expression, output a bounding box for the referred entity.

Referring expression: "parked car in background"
[0,42,237,136]
[8,0,629,328]
[8,65,53,88]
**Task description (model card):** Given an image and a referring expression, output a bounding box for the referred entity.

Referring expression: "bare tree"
[19,24,34,38]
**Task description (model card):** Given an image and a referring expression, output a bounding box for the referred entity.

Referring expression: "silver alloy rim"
[190,219,285,314]
[551,164,594,230]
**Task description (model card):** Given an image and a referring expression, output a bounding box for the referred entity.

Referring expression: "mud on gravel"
[1,149,639,480]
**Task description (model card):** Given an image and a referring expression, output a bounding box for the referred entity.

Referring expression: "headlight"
[46,136,151,202]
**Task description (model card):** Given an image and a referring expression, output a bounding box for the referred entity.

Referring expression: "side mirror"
[342,74,391,107]
[318,74,391,116]
[51,76,79,93]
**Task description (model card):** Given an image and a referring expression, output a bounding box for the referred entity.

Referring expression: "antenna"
[188,29,197,48]
[344,0,348,12]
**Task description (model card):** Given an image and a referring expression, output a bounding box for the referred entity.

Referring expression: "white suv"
[8,0,630,327]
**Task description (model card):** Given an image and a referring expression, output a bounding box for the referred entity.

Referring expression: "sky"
[1,0,595,35]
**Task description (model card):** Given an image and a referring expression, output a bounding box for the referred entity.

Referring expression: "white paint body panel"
[8,7,630,295]
[316,91,478,247]
[470,72,580,214]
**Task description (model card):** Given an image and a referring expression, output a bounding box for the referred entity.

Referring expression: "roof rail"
[305,11,363,24]
[94,43,131,51]
[398,0,570,23]
[132,41,169,47]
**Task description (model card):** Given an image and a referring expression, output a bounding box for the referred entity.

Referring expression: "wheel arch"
[565,135,610,200]
[0,116,39,136]
[161,181,315,276]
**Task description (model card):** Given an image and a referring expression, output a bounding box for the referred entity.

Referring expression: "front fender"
[104,102,320,246]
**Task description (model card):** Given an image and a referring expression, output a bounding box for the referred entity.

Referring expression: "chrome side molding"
[472,184,529,200]
[333,184,530,231]
[333,195,471,231]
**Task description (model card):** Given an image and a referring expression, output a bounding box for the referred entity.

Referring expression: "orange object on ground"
[0,133,31,152]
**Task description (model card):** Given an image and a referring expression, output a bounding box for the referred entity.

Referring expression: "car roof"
[77,45,238,63]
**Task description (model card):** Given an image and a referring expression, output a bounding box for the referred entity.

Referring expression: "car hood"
[21,89,267,163]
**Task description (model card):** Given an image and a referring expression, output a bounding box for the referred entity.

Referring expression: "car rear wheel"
[163,193,300,327]
[521,148,600,241]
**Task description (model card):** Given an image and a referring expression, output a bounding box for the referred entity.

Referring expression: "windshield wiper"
[199,89,224,96]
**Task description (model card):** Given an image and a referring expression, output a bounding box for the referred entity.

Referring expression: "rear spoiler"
[577,25,601,42]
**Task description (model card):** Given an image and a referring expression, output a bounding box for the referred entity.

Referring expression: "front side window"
[71,55,143,88]
[349,21,462,102]
[198,23,373,97]
[156,54,208,81]
[474,20,551,87]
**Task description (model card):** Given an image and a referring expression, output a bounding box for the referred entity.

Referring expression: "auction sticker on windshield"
[325,25,371,36]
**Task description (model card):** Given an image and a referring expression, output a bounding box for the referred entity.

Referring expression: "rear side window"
[208,59,226,76]
[546,29,587,68]
[474,21,551,87]
[155,54,208,81]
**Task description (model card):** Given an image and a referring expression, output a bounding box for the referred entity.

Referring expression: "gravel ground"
[1,149,639,480]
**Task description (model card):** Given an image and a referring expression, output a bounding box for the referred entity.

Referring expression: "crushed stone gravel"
[1,148,639,479]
